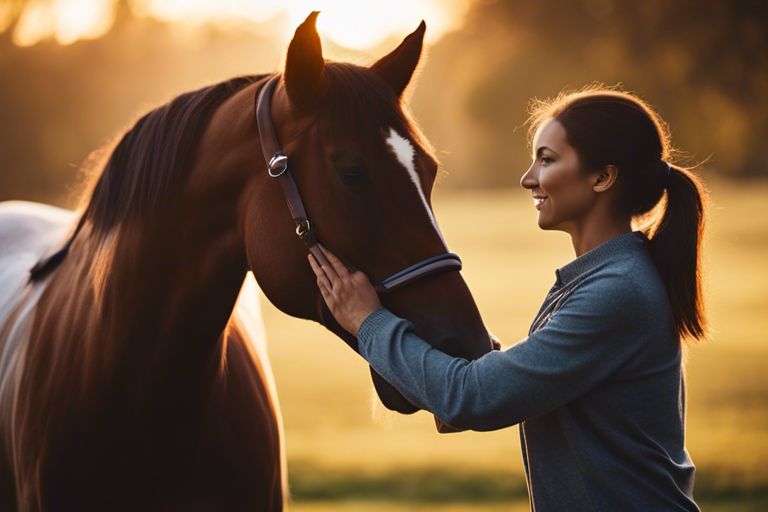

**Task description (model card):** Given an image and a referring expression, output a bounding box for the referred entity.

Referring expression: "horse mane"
[29,74,267,281]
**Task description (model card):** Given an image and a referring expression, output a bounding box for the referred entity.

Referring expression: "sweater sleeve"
[357,274,650,431]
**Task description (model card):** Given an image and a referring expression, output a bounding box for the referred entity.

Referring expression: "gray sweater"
[357,231,699,511]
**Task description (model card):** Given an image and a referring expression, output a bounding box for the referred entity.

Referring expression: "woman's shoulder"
[580,247,669,315]
[549,231,670,322]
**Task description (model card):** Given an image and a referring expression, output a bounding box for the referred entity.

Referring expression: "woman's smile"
[533,195,548,209]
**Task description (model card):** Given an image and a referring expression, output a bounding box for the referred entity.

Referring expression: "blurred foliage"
[1,0,767,204]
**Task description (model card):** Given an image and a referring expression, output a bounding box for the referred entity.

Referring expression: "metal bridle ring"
[296,219,311,238]
[268,154,288,178]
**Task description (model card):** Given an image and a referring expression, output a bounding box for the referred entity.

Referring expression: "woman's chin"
[536,211,564,231]
[537,217,553,230]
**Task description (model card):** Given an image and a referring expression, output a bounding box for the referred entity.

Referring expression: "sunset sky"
[4,0,473,48]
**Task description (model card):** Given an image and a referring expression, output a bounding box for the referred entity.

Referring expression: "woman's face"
[520,118,600,233]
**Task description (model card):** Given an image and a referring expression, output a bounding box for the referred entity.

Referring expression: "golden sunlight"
[0,4,15,34]
[282,0,471,49]
[13,0,117,46]
[9,0,473,49]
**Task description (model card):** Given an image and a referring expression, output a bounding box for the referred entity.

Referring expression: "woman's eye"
[541,156,554,165]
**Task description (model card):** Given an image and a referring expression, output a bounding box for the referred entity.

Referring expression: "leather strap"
[256,75,330,269]
[374,252,462,292]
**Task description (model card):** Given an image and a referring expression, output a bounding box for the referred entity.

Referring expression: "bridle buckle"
[268,154,288,178]
[296,219,311,238]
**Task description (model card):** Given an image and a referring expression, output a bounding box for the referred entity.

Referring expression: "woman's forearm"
[357,274,650,431]
[357,307,522,430]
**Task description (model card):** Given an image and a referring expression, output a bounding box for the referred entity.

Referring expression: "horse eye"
[340,165,369,186]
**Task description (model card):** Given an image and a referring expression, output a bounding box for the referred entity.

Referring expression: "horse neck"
[36,209,245,408]
[32,85,267,405]
[79,83,270,379]
[104,212,246,364]
[8,214,245,512]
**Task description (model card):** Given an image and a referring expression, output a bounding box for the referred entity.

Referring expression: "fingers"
[308,253,338,308]
[308,251,339,289]
[309,247,339,282]
[317,277,332,298]
[318,244,349,277]
[351,270,372,286]
[309,253,335,299]
[308,253,323,278]
[317,273,333,293]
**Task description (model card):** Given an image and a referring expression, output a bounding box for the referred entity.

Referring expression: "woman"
[308,88,708,511]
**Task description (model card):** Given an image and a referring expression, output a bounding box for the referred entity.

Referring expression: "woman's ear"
[593,164,619,193]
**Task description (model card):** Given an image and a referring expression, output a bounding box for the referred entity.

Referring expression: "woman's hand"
[308,244,382,336]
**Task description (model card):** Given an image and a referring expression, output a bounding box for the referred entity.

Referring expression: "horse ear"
[371,21,426,98]
[284,11,325,112]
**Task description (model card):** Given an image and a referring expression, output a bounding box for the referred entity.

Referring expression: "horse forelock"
[314,63,435,156]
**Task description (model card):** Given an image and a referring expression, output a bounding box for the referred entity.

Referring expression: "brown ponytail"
[528,86,709,342]
[646,164,708,340]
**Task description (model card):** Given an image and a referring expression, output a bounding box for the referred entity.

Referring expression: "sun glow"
[8,0,472,49]
[13,0,117,46]
[0,4,15,34]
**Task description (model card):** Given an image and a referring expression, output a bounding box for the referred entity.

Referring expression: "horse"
[0,12,492,511]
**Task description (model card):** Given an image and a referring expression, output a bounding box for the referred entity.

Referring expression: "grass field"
[257,178,768,510]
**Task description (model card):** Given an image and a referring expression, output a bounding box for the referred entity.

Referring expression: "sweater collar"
[555,231,647,286]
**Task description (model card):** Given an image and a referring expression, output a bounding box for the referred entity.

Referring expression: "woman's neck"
[569,217,632,257]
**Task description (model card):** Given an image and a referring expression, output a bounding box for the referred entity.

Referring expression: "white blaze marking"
[384,128,447,247]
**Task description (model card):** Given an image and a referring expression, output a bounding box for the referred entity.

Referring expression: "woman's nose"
[520,163,538,190]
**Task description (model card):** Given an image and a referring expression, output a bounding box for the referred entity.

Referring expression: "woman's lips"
[533,196,548,210]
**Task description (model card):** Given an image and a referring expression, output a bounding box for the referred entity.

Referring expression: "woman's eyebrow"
[537,146,558,156]
[534,146,559,158]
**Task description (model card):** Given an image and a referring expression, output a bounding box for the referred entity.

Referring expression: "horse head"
[242,13,493,420]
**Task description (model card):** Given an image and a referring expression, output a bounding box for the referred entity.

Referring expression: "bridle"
[255,75,462,294]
